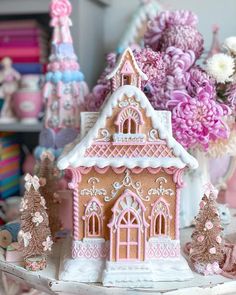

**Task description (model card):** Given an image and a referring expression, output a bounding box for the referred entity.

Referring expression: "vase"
[12,90,42,123]
[180,150,210,228]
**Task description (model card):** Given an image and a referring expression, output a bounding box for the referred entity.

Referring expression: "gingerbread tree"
[190,184,224,275]
[19,174,53,271]
[38,154,61,238]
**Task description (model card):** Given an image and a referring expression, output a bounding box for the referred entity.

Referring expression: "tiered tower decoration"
[19,174,53,271]
[189,184,224,275]
[35,0,89,161]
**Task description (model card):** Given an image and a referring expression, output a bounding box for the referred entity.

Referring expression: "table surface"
[1,211,236,295]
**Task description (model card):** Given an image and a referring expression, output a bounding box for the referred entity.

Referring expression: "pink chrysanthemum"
[149,47,196,109]
[167,90,230,150]
[144,10,204,59]
[134,48,167,97]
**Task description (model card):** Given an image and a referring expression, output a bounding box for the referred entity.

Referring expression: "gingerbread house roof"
[57,85,198,170]
[106,47,148,81]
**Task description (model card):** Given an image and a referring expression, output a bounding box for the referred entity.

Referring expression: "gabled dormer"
[106,48,148,92]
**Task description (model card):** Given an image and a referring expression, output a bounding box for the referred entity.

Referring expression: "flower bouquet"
[85,10,233,226]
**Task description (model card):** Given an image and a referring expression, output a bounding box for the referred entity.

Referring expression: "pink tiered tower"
[35,0,89,160]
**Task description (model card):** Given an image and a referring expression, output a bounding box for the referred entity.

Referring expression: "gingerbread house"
[58,48,198,287]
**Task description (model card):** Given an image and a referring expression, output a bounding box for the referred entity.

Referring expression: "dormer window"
[123,118,136,134]
[113,106,146,143]
[122,74,132,86]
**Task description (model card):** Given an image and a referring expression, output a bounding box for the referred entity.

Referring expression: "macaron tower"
[35,0,88,160]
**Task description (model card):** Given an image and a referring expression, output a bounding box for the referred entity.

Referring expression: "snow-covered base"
[103,256,193,287]
[59,239,193,287]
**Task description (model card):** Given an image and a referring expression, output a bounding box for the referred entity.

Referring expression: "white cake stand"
[0,211,236,295]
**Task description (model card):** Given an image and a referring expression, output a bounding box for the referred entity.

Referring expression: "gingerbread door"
[108,189,148,262]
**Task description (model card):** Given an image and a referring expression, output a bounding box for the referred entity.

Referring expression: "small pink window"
[83,199,103,238]
[88,212,100,236]
[115,106,144,134]
[151,199,171,237]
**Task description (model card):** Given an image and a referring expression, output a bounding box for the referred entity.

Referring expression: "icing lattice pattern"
[146,241,180,258]
[85,143,174,158]
[72,241,109,259]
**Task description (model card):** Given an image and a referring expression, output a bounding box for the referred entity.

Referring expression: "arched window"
[122,118,136,134]
[151,199,171,237]
[115,106,144,134]
[155,214,166,235]
[83,198,103,238]
[88,212,100,236]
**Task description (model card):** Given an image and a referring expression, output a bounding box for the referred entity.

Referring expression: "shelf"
[0,122,42,132]
[1,210,236,294]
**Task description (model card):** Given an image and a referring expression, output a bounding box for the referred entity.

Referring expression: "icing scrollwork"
[105,169,149,202]
[95,128,110,142]
[148,129,159,141]
[118,97,139,108]
[80,177,107,197]
[147,177,174,198]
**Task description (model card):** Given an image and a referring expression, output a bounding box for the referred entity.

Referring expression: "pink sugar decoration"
[50,0,72,18]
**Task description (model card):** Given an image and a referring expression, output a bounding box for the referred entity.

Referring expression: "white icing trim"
[58,85,198,170]
[106,48,148,81]
[113,133,146,143]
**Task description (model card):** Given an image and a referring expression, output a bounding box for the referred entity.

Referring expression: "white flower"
[224,36,236,55]
[40,196,47,209]
[20,231,32,247]
[32,212,44,226]
[206,53,235,83]
[42,236,53,251]
[20,198,28,212]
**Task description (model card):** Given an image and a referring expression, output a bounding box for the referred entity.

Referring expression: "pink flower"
[197,235,205,242]
[50,0,72,18]
[167,87,230,149]
[209,247,216,254]
[216,236,222,244]
[205,221,213,230]
[199,201,206,209]
[144,10,204,59]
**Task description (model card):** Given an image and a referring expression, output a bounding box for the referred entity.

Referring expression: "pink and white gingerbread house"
[58,48,198,287]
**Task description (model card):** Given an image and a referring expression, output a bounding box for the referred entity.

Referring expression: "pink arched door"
[116,209,141,261]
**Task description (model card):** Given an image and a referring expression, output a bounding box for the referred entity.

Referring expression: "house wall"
[75,167,177,261]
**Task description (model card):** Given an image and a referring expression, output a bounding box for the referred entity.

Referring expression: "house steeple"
[106,48,148,92]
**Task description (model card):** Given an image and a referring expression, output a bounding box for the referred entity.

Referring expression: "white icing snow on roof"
[106,48,148,81]
[58,85,198,170]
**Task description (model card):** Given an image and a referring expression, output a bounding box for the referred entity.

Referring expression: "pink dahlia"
[144,10,204,59]
[167,90,230,150]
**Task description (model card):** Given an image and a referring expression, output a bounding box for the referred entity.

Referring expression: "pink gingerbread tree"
[37,0,89,160]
